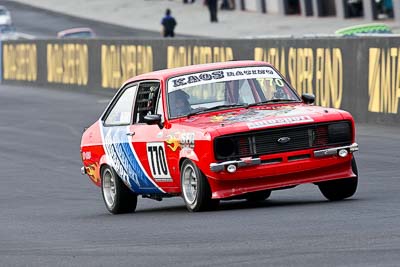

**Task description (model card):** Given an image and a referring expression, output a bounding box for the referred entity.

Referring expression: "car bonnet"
[176,104,345,135]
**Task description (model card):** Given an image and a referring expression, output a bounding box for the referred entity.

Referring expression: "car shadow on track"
[81,198,361,217]
[133,197,360,214]
[216,198,359,212]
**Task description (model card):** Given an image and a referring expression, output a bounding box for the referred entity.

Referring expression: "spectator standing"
[220,0,234,10]
[161,9,177,37]
[383,0,393,18]
[205,0,218,22]
[347,0,363,17]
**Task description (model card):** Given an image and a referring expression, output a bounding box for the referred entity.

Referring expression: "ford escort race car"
[80,60,359,214]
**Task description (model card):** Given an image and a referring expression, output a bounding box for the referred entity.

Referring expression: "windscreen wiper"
[187,103,247,117]
[247,99,300,108]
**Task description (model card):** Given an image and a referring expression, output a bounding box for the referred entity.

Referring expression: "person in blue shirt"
[161,9,177,37]
[383,0,393,17]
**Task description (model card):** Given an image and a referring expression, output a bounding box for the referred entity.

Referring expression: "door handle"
[126,132,135,136]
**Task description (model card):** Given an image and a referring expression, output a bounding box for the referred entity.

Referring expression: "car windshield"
[167,66,300,118]
[62,31,94,38]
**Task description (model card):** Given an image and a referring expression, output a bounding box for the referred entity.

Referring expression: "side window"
[133,82,160,124]
[104,85,137,126]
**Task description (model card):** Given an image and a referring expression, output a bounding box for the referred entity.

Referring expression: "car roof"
[124,60,272,85]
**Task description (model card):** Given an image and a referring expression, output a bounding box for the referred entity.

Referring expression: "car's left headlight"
[328,121,352,144]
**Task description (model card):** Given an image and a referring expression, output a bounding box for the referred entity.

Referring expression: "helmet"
[169,89,191,117]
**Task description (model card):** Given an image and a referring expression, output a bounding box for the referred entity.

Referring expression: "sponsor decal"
[369,48,400,114]
[86,163,99,183]
[210,107,298,125]
[104,128,139,187]
[165,132,195,151]
[166,135,180,152]
[47,43,88,85]
[254,47,343,108]
[100,125,165,194]
[101,44,153,89]
[3,43,37,81]
[247,115,314,129]
[167,45,234,68]
[82,151,91,160]
[168,67,280,91]
[210,115,226,123]
[180,132,195,149]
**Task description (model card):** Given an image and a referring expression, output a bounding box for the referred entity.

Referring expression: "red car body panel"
[81,61,357,200]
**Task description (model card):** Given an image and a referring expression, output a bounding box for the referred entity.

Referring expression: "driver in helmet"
[169,89,191,117]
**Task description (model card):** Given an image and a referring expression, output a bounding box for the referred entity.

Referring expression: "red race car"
[80,60,359,214]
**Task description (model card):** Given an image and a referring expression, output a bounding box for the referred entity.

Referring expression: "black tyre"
[318,157,358,201]
[246,190,271,202]
[180,159,219,212]
[101,166,138,214]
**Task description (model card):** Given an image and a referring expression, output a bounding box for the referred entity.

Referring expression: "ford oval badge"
[277,137,291,144]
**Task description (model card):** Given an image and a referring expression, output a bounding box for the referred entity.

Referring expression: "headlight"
[328,122,351,144]
[214,138,236,159]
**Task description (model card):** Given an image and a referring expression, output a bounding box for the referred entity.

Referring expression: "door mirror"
[301,93,315,104]
[144,114,164,129]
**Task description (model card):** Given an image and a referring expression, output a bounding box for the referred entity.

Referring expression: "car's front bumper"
[206,143,359,199]
[209,143,358,173]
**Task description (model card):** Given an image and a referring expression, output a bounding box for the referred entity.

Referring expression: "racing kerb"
[1,37,399,125]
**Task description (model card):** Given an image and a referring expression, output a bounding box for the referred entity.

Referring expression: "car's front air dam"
[208,157,354,199]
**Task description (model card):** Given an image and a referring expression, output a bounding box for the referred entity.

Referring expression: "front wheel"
[101,166,138,214]
[318,157,358,201]
[181,159,219,212]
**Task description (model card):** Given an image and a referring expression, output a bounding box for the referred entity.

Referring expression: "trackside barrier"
[1,37,400,125]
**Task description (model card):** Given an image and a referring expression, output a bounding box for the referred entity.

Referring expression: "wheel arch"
[99,163,109,178]
[178,156,215,194]
[98,153,111,182]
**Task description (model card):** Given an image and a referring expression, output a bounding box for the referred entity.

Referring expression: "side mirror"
[301,93,315,104]
[144,114,164,129]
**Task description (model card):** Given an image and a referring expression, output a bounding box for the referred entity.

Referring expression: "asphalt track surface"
[0,83,399,266]
[0,0,163,38]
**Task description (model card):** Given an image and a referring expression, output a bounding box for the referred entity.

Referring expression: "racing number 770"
[146,142,170,179]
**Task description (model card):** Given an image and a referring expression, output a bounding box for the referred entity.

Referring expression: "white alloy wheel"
[182,163,198,205]
[102,168,116,209]
[180,159,219,212]
[101,166,138,214]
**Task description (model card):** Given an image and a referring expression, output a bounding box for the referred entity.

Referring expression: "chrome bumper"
[313,143,358,158]
[210,158,261,172]
[209,143,359,173]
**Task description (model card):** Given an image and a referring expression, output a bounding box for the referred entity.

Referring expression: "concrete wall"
[1,37,400,125]
[266,0,281,13]
[244,0,259,11]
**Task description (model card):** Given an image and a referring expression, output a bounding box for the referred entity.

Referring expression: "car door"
[127,81,176,194]
[101,82,165,195]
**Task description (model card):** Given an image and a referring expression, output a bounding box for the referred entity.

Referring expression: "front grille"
[214,121,352,160]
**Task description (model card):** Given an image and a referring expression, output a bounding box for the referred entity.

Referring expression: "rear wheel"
[246,190,271,202]
[101,166,137,214]
[181,159,219,212]
[318,157,358,201]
